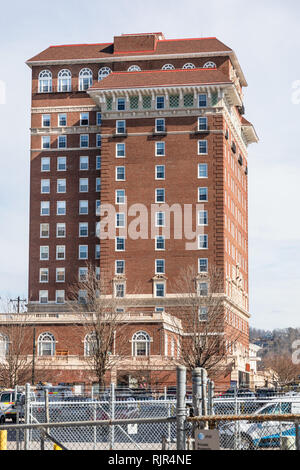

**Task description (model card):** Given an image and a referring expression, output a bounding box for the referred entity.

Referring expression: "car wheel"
[240,434,255,450]
[0,416,5,424]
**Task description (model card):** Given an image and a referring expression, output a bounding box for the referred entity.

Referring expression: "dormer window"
[203,61,216,69]
[78,68,93,91]
[98,67,112,81]
[127,65,141,72]
[38,70,52,93]
[182,63,195,69]
[57,69,72,92]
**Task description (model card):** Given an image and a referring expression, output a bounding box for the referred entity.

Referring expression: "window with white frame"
[96,200,100,215]
[116,189,125,205]
[79,222,88,237]
[182,63,195,69]
[79,68,93,91]
[95,245,100,259]
[162,64,175,70]
[80,112,89,126]
[40,223,49,238]
[57,179,66,193]
[56,245,66,260]
[198,282,208,296]
[198,94,207,107]
[79,200,88,214]
[115,237,125,251]
[41,179,50,194]
[96,267,100,281]
[203,61,216,68]
[56,267,65,282]
[199,307,208,320]
[96,134,101,148]
[116,120,126,134]
[57,201,66,215]
[117,98,126,111]
[198,210,208,226]
[198,163,208,178]
[58,114,67,127]
[79,267,88,282]
[40,246,49,260]
[39,268,49,283]
[84,333,97,357]
[156,96,165,109]
[132,331,150,356]
[155,165,165,179]
[56,222,66,238]
[57,156,66,171]
[98,67,112,81]
[79,245,88,260]
[127,65,141,72]
[155,259,165,274]
[156,211,165,227]
[198,117,208,131]
[57,135,66,149]
[97,112,102,126]
[78,290,88,303]
[80,156,89,170]
[116,212,125,228]
[198,140,208,155]
[42,136,50,149]
[38,332,55,355]
[198,234,208,249]
[56,290,65,304]
[155,235,165,251]
[198,258,208,273]
[155,283,165,298]
[116,166,125,181]
[96,178,101,192]
[80,134,89,148]
[115,260,125,274]
[96,155,101,170]
[57,69,72,92]
[155,142,165,156]
[79,178,89,192]
[42,114,51,127]
[155,118,165,132]
[39,291,49,305]
[41,157,50,172]
[38,70,52,93]
[198,187,208,202]
[116,143,125,158]
[115,282,125,298]
[40,201,50,216]
[155,188,165,203]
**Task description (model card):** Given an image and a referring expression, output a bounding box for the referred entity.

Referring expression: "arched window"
[98,67,112,81]
[203,61,216,69]
[79,68,93,91]
[182,63,195,69]
[38,332,56,356]
[132,331,150,356]
[127,65,141,72]
[84,332,98,356]
[0,333,9,358]
[38,70,52,93]
[58,69,72,92]
[162,64,175,70]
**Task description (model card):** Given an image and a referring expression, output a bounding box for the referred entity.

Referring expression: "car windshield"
[258,402,291,415]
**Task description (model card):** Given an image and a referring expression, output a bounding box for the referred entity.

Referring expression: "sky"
[0,0,299,329]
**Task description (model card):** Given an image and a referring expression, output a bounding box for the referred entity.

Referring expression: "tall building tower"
[26,33,257,388]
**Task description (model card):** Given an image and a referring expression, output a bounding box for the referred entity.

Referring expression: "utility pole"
[32,327,36,386]
[9,296,26,313]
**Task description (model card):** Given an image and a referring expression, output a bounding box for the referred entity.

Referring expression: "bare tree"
[172,265,240,380]
[69,264,138,391]
[262,354,300,388]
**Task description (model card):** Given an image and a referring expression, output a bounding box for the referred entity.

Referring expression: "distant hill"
[250,327,300,358]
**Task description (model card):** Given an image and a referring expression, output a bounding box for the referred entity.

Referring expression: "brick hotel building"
[20,33,258,390]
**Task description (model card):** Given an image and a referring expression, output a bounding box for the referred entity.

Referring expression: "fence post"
[207,379,214,416]
[24,383,31,450]
[176,366,186,450]
[200,369,208,419]
[109,383,115,450]
[0,431,7,451]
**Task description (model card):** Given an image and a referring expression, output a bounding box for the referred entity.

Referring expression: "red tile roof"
[88,68,232,91]
[27,37,232,63]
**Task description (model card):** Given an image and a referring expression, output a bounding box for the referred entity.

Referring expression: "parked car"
[0,408,5,424]
[220,397,300,449]
[0,390,29,423]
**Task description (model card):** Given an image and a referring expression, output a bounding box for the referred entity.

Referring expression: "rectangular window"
[79,245,88,259]
[97,112,102,126]
[116,212,125,228]
[80,134,89,148]
[96,200,101,215]
[40,223,49,238]
[156,235,165,251]
[80,112,89,126]
[155,165,165,180]
[155,283,165,297]
[58,135,67,149]
[155,259,165,274]
[198,117,208,131]
[79,267,88,281]
[79,222,88,237]
[41,179,50,194]
[78,290,87,303]
[39,290,48,304]
[198,187,208,202]
[79,200,88,214]
[116,166,125,181]
[198,282,208,296]
[116,143,125,158]
[96,177,101,192]
[198,140,208,155]
[41,157,50,172]
[56,268,65,283]
[56,223,66,238]
[58,114,67,126]
[96,155,101,170]
[40,246,49,260]
[156,212,165,227]
[198,258,208,273]
[116,120,126,134]
[96,134,101,148]
[79,178,89,192]
[117,98,126,111]
[198,235,208,249]
[199,307,208,321]
[116,189,125,205]
[80,156,89,170]
[40,201,50,216]
[42,114,50,127]
[56,290,65,304]
[115,260,125,274]
[57,201,66,215]
[198,210,208,226]
[56,245,66,260]
[116,237,125,251]
[198,163,208,178]
[42,136,50,149]
[39,268,49,283]
[155,188,165,203]
[115,283,125,298]
[57,156,66,171]
[198,94,207,107]
[96,267,100,280]
[57,179,66,193]
[155,118,165,133]
[156,96,165,109]
[155,142,165,156]
[95,245,100,259]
